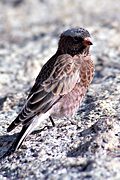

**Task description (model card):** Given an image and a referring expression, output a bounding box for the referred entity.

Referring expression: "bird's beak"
[83,37,93,46]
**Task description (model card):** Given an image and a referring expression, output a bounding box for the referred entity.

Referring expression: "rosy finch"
[5,27,94,155]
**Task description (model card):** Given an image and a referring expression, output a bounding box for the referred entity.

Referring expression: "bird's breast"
[51,84,86,119]
[79,58,94,87]
[51,56,94,119]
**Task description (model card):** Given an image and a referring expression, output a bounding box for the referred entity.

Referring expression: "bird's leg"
[32,116,55,134]
[49,116,55,127]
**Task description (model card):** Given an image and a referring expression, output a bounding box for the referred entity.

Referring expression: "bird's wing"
[27,54,57,98]
[7,54,80,132]
[42,54,80,95]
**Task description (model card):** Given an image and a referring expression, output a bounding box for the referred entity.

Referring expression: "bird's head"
[58,28,93,56]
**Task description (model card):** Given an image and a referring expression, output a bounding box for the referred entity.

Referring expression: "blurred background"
[0,0,120,96]
[0,0,120,179]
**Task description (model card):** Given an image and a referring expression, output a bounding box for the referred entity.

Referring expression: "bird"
[4,27,94,156]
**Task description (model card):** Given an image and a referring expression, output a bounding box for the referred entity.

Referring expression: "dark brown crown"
[62,28,90,39]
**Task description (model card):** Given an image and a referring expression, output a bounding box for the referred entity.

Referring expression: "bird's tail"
[2,125,29,158]
[1,115,41,158]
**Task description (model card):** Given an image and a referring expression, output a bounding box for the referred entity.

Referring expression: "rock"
[0,0,120,179]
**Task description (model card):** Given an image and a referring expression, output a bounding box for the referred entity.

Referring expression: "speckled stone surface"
[0,0,120,179]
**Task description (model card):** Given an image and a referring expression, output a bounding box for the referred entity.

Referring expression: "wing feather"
[7,54,80,132]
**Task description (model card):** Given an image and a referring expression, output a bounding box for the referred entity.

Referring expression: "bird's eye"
[73,37,82,44]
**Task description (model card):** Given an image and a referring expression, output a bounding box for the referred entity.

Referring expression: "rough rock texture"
[0,0,120,179]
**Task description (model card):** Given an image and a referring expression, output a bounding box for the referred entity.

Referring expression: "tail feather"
[14,115,40,149]
[1,125,29,158]
[2,112,50,159]
[15,117,39,150]
[7,114,36,133]
[7,116,20,132]
[2,116,40,158]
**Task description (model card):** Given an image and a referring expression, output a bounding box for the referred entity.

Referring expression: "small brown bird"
[5,27,94,155]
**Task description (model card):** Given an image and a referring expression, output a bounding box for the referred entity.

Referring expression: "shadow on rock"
[0,96,7,111]
[67,123,99,157]
[67,116,112,158]
[0,125,52,159]
[77,94,97,119]
[0,133,18,158]
[67,137,96,157]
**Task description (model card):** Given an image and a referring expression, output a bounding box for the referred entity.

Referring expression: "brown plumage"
[5,27,94,156]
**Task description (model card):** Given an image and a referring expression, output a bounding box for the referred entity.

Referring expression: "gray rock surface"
[0,0,120,179]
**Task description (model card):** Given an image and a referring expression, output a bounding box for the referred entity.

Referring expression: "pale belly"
[51,84,86,118]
